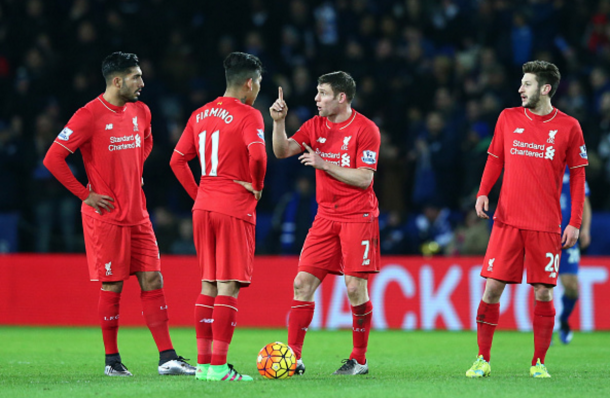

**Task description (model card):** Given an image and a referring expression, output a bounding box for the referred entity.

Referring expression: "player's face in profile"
[119,66,144,103]
[519,73,541,109]
[246,74,262,106]
[315,83,340,117]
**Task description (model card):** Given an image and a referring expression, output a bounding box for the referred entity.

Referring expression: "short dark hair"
[318,71,356,103]
[102,52,140,84]
[522,60,561,98]
[223,52,263,87]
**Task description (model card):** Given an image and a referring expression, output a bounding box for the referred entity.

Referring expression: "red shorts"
[83,216,160,282]
[193,210,255,286]
[482,221,562,285]
[298,216,380,280]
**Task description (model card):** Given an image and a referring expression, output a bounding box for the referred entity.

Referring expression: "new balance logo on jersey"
[105,124,113,130]
[199,318,214,323]
[361,150,377,165]
[580,145,588,159]
[57,127,74,141]
[341,136,352,150]
[231,322,237,327]
[487,258,495,272]
[545,146,555,160]
[513,128,524,134]
[105,262,112,276]
[316,137,327,143]
[547,130,557,144]
[132,116,139,131]
[160,305,168,310]
[341,153,351,167]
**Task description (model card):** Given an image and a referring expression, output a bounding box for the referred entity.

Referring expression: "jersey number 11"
[199,130,219,176]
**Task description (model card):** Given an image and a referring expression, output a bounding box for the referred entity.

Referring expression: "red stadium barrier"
[1,255,609,330]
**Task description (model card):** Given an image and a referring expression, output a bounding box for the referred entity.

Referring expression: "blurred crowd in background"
[1,0,610,256]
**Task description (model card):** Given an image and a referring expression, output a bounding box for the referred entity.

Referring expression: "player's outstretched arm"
[299,143,373,189]
[270,86,302,159]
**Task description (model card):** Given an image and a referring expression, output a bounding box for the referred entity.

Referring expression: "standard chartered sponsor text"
[109,135,138,151]
[511,140,546,158]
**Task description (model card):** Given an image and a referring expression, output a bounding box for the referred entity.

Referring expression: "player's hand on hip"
[475,195,489,219]
[562,225,580,249]
[234,180,262,201]
[299,142,326,170]
[84,190,115,214]
[269,86,288,121]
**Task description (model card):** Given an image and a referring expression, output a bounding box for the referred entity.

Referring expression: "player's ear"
[245,78,253,91]
[113,76,122,89]
[541,83,551,96]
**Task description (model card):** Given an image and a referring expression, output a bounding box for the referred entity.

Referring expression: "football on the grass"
[256,341,297,379]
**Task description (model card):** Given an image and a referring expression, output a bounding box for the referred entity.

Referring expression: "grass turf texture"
[1,327,609,398]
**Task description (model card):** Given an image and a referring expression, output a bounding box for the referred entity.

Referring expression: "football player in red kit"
[466,60,588,378]
[170,52,266,382]
[270,71,380,376]
[43,52,194,377]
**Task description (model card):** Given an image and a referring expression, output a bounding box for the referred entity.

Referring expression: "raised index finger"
[278,86,283,101]
[302,142,314,152]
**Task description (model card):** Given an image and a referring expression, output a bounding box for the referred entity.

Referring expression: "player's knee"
[533,285,553,301]
[345,284,361,299]
[482,279,506,303]
[561,276,579,296]
[139,271,163,291]
[293,276,315,299]
[345,281,367,303]
[482,286,503,303]
[102,281,123,293]
[563,284,579,298]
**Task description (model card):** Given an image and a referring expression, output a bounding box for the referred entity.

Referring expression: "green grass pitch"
[1,327,609,398]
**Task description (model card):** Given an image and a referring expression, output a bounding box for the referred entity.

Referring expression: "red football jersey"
[488,107,588,233]
[289,111,380,222]
[53,94,152,225]
[174,97,266,224]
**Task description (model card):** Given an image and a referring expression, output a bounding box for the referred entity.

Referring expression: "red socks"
[350,301,373,364]
[99,290,121,355]
[195,294,215,365]
[141,289,174,353]
[287,300,315,360]
[476,300,500,362]
[532,300,555,365]
[210,295,238,366]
